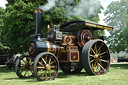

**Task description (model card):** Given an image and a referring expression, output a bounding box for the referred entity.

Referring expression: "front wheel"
[82,39,110,75]
[33,52,59,81]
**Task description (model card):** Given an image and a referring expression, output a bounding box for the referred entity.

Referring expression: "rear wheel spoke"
[98,60,103,66]
[91,48,96,55]
[89,54,94,57]
[100,59,108,63]
[94,43,98,53]
[97,62,104,70]
[90,60,94,63]
[97,43,103,53]
[99,51,107,56]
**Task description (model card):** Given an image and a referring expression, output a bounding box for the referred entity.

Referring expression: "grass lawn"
[0,64,128,85]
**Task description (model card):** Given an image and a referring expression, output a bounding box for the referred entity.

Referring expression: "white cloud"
[0,0,7,8]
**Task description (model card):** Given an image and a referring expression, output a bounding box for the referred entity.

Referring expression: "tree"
[104,0,128,53]
[0,7,9,49]
[2,0,103,53]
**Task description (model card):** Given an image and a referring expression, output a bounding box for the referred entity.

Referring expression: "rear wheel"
[82,39,110,75]
[33,52,59,81]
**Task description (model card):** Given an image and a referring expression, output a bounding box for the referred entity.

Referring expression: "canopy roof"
[60,20,114,31]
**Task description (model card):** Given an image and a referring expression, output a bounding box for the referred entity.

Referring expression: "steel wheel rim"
[15,55,33,78]
[82,39,110,75]
[34,52,59,81]
[89,40,110,74]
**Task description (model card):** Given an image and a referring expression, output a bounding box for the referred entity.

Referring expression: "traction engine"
[15,8,114,81]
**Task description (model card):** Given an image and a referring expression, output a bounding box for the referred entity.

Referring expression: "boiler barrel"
[28,40,63,57]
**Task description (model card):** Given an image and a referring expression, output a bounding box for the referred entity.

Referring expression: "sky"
[0,0,120,36]
[99,0,120,25]
[0,0,7,8]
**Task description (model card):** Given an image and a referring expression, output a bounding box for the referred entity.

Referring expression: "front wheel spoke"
[45,56,48,63]
[49,58,51,64]
[51,66,55,68]
[45,71,47,79]
[41,71,46,78]
[42,58,47,64]
[100,59,108,63]
[38,62,43,66]
[38,69,43,75]
[37,66,45,69]
[50,61,54,65]
[91,48,96,55]
[49,71,51,77]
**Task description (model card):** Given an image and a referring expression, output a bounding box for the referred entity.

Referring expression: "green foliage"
[0,7,9,49]
[0,7,5,28]
[2,0,102,53]
[104,0,128,53]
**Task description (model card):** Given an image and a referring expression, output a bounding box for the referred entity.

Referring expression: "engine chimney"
[34,8,43,40]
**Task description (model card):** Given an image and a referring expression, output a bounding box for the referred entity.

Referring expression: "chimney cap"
[34,8,43,13]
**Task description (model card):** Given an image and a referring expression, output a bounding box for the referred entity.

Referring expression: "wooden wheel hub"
[46,64,51,71]
[87,37,90,40]
[94,54,99,58]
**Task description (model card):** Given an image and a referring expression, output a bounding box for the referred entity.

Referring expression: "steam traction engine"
[15,8,114,81]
